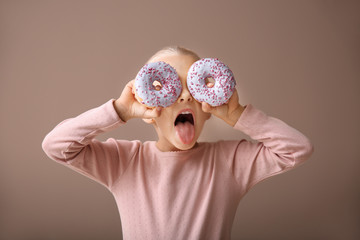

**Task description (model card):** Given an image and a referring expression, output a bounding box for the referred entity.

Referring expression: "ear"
[142,118,156,124]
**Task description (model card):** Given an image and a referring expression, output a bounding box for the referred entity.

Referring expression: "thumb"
[202,101,229,120]
[201,102,215,113]
[142,107,162,119]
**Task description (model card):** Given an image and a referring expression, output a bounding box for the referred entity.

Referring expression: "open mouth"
[174,111,194,126]
[174,111,195,145]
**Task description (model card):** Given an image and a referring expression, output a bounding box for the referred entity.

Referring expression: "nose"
[177,82,193,103]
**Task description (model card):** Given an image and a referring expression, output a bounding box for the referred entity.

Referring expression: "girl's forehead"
[150,54,197,77]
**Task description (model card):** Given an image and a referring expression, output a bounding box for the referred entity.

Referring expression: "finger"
[201,102,215,113]
[206,82,215,88]
[128,79,136,94]
[120,80,135,99]
[122,80,142,106]
[142,107,162,119]
[125,80,135,90]
[227,90,241,111]
[229,89,239,103]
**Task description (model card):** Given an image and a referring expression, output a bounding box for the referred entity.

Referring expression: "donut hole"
[205,77,215,88]
[152,80,162,91]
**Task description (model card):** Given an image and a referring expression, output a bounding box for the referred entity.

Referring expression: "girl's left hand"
[201,90,245,126]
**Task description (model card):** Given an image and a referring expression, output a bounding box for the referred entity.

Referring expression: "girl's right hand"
[113,80,162,122]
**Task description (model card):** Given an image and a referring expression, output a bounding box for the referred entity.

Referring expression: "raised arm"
[203,89,313,193]
[42,99,137,188]
[228,104,314,193]
[42,80,162,188]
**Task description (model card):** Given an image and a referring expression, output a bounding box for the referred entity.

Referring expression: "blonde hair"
[147,46,201,63]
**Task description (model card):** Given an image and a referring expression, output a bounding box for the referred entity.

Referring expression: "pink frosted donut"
[187,58,236,106]
[134,61,182,107]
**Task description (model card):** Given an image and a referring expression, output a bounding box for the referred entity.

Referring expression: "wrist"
[226,104,245,126]
[113,99,131,122]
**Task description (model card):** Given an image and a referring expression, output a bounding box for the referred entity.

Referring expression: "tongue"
[175,122,195,144]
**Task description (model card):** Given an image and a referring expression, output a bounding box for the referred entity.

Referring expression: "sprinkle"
[134,61,182,107]
[187,58,236,107]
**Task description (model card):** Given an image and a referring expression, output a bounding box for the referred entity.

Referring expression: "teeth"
[181,111,191,114]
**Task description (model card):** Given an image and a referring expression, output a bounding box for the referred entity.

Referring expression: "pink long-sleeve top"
[42,99,313,240]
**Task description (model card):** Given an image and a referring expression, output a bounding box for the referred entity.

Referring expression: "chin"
[174,140,198,151]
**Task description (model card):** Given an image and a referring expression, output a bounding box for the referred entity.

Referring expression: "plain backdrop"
[1,0,359,239]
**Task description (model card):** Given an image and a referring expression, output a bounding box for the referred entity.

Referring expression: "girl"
[42,46,313,240]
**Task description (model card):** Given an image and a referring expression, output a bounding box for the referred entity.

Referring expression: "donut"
[187,58,236,106]
[134,61,182,107]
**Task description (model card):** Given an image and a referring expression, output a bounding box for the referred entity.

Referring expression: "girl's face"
[148,54,211,152]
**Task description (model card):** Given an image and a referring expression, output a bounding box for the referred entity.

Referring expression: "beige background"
[1,0,359,239]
